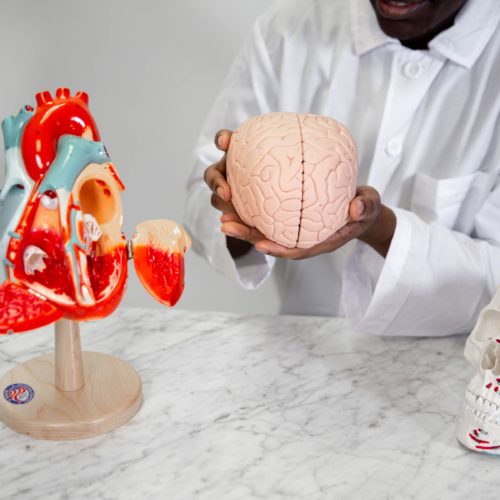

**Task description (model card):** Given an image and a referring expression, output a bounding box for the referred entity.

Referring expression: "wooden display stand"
[0,319,142,440]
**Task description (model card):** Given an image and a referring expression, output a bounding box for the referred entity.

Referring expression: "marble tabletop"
[0,308,495,499]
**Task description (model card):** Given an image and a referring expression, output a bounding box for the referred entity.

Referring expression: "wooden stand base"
[0,351,142,440]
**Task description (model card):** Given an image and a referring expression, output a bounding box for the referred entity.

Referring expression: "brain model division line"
[226,112,358,249]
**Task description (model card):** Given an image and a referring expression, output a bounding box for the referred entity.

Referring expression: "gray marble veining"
[0,308,493,499]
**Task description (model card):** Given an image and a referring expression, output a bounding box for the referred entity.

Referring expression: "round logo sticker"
[4,383,35,405]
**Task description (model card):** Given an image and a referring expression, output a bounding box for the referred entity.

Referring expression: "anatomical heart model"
[0,89,191,439]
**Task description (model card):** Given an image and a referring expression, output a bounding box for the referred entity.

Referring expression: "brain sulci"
[226,112,359,249]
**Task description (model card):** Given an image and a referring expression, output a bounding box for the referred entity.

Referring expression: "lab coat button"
[386,138,402,157]
[403,61,422,78]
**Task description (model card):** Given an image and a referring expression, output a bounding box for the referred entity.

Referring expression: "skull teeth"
[466,389,500,416]
[464,400,500,427]
[23,245,48,275]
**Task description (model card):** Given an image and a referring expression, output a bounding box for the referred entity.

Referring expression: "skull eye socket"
[481,341,500,374]
[79,179,116,225]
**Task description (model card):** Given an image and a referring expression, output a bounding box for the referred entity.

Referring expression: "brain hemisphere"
[226,113,358,249]
[226,113,303,248]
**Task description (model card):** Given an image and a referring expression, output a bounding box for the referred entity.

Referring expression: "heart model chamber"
[0,89,190,333]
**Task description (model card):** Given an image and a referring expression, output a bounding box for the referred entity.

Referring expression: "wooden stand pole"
[55,319,84,392]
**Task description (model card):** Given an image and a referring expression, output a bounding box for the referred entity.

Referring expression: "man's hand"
[204,130,396,260]
[203,130,259,258]
[221,186,396,259]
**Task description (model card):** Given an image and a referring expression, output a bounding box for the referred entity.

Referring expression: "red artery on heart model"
[0,89,191,334]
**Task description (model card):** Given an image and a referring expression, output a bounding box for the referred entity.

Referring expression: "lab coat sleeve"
[183,12,281,289]
[342,181,500,336]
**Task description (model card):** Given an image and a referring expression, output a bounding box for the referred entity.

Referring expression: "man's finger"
[311,221,366,255]
[255,241,307,259]
[221,221,265,245]
[204,163,231,201]
[220,212,242,223]
[255,218,368,259]
[214,129,233,152]
[349,186,381,222]
[211,192,237,213]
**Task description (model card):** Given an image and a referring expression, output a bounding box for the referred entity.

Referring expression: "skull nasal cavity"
[79,180,116,225]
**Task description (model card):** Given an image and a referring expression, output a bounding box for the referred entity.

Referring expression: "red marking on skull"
[469,433,489,444]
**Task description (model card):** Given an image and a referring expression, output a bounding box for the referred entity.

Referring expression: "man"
[185,0,500,336]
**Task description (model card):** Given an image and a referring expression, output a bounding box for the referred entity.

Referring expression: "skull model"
[226,112,358,249]
[456,288,500,453]
[0,89,190,333]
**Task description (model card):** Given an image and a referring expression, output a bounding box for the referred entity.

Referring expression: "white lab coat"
[184,0,500,336]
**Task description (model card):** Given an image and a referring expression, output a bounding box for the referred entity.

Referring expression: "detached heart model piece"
[0,89,191,440]
[226,112,358,249]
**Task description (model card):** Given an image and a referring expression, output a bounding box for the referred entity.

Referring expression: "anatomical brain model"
[226,112,358,249]
[0,88,190,333]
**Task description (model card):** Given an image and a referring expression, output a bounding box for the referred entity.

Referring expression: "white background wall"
[0,0,280,314]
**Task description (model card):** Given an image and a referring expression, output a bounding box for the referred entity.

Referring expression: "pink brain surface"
[226,112,358,249]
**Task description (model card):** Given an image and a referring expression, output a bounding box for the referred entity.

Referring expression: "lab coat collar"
[351,0,500,68]
[350,0,396,56]
[429,0,500,68]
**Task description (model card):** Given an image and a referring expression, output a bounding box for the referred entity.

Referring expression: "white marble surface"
[0,308,495,499]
